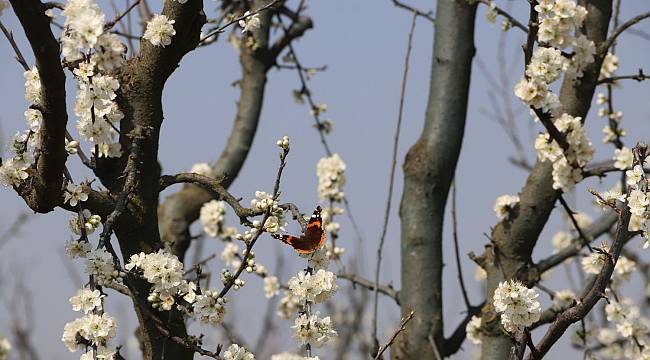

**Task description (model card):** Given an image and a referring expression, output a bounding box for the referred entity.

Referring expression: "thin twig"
[557,195,593,252]
[602,11,650,53]
[451,182,471,310]
[105,0,141,30]
[199,0,281,44]
[371,10,416,354]
[374,311,415,359]
[391,0,434,23]
[597,69,649,85]
[338,272,399,304]
[0,20,30,71]
[476,0,529,33]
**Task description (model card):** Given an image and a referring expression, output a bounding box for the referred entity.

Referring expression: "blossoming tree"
[1,0,650,359]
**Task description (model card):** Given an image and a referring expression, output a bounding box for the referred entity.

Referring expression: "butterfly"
[271,206,326,254]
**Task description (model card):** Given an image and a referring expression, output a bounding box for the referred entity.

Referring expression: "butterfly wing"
[271,206,326,254]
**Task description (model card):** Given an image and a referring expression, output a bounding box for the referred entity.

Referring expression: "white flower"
[223,344,254,360]
[24,108,43,132]
[85,249,121,285]
[277,290,303,319]
[0,158,30,187]
[567,35,596,79]
[92,33,125,71]
[24,68,42,105]
[64,183,89,206]
[276,135,290,150]
[69,288,103,314]
[551,290,576,311]
[250,191,278,212]
[614,256,636,282]
[65,139,80,155]
[316,154,346,201]
[288,269,337,304]
[270,353,305,360]
[80,346,116,360]
[61,313,116,351]
[551,230,572,253]
[526,47,566,83]
[581,243,610,274]
[193,291,227,326]
[221,242,240,269]
[466,315,482,344]
[600,52,619,78]
[628,189,649,217]
[493,194,519,221]
[614,147,634,170]
[0,336,10,360]
[200,200,227,237]
[264,276,280,298]
[626,165,644,186]
[239,11,260,33]
[292,312,337,348]
[307,247,330,271]
[514,78,550,109]
[65,240,91,259]
[492,280,541,333]
[191,162,213,177]
[143,14,176,47]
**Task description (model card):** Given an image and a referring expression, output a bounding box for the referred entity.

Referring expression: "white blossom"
[64,183,89,206]
[493,194,519,221]
[277,290,303,319]
[69,288,103,314]
[628,189,649,217]
[92,33,125,71]
[600,52,619,79]
[288,269,337,304]
[24,68,42,105]
[264,276,280,298]
[193,291,228,326]
[316,154,346,201]
[526,47,566,84]
[276,135,290,150]
[85,249,121,285]
[80,346,115,360]
[65,239,91,259]
[0,157,30,187]
[239,11,261,33]
[493,280,541,333]
[200,200,227,237]
[551,290,576,311]
[61,313,116,352]
[626,165,644,186]
[191,162,213,177]
[24,109,43,133]
[143,14,176,47]
[466,315,482,344]
[581,243,610,274]
[292,312,337,348]
[224,344,254,360]
[614,147,634,170]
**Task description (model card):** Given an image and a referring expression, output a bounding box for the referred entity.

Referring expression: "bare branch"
[602,11,650,54]
[337,272,399,304]
[391,0,434,23]
[374,311,415,359]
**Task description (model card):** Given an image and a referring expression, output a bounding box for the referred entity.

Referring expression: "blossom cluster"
[292,312,338,348]
[287,269,338,304]
[492,280,542,333]
[125,250,197,310]
[62,287,116,355]
[534,113,594,191]
[316,154,346,201]
[0,69,42,187]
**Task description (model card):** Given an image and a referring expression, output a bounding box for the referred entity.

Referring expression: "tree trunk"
[394,0,477,358]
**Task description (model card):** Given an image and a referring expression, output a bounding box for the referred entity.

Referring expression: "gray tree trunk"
[394,0,477,358]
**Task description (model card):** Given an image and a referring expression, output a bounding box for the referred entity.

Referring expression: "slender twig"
[371,10,416,354]
[451,182,471,310]
[597,69,649,85]
[0,21,30,71]
[182,253,217,276]
[557,195,593,252]
[391,0,434,23]
[602,11,650,53]
[199,0,281,44]
[338,272,399,304]
[215,147,289,300]
[374,311,415,359]
[105,0,141,30]
[476,0,529,33]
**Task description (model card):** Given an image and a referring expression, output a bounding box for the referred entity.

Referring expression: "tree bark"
[394,0,477,358]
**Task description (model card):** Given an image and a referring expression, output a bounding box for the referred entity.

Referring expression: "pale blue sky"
[1,1,649,359]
